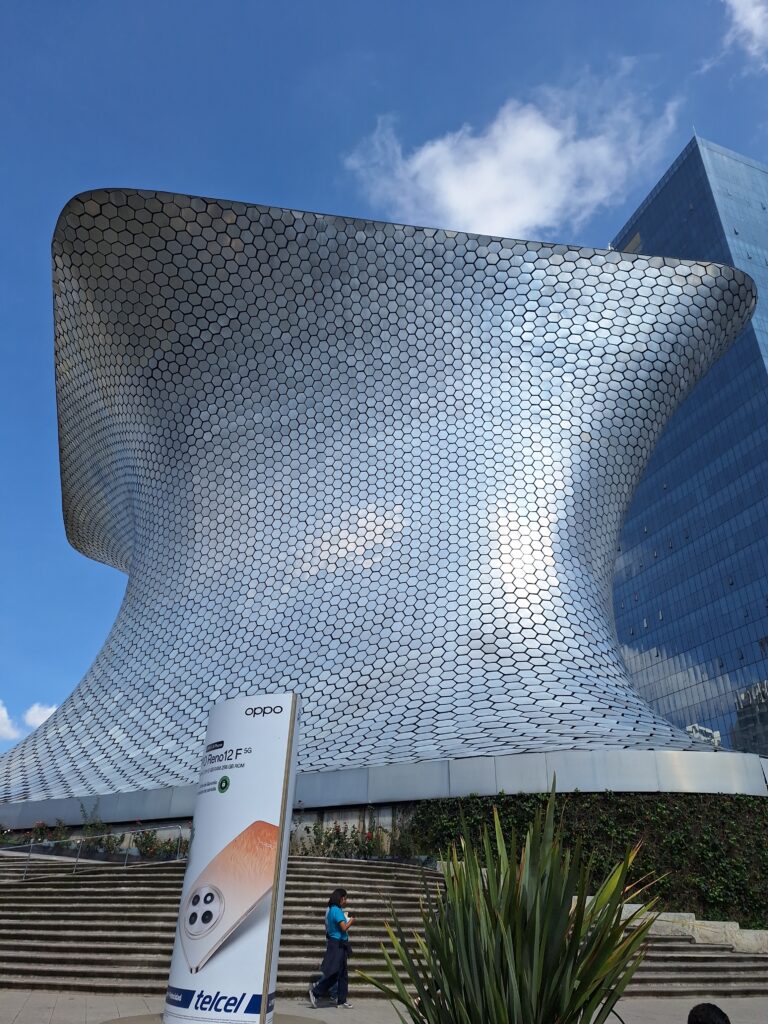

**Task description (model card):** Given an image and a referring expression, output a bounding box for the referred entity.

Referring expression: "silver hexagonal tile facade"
[0,190,756,801]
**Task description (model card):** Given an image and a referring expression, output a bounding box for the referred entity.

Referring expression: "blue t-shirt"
[326,905,347,941]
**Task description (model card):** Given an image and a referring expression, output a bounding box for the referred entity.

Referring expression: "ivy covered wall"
[392,792,768,929]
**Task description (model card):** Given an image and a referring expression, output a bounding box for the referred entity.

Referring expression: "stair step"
[0,892,181,903]
[644,942,736,953]
[0,950,171,966]
[0,976,167,994]
[0,940,173,954]
[623,982,768,995]
[0,897,423,908]
[643,952,768,963]
[0,928,176,939]
[0,962,168,979]
[282,965,768,979]
[0,974,764,1000]
[0,921,180,929]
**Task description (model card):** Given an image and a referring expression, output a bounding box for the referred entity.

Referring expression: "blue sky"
[2,0,768,750]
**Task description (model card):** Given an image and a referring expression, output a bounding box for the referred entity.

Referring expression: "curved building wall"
[0,190,755,802]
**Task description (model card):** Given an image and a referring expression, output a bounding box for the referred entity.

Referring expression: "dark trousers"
[312,942,349,1004]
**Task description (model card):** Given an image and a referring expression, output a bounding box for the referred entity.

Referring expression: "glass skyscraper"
[613,136,768,756]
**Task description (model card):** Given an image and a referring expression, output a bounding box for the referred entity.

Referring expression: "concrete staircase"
[0,856,182,993]
[0,854,766,997]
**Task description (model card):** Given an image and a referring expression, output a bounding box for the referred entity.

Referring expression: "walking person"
[308,887,355,1009]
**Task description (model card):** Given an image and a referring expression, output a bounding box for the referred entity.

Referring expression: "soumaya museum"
[3,135,768,828]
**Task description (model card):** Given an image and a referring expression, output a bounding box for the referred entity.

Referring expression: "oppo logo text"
[244,706,284,718]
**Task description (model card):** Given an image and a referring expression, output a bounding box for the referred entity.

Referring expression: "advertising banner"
[164,694,299,1024]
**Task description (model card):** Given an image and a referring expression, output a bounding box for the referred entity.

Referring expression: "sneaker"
[337,1002,353,1009]
[308,985,318,1008]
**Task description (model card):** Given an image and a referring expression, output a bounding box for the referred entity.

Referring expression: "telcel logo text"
[244,705,284,717]
[194,989,249,1013]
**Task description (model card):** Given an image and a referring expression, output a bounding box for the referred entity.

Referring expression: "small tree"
[365,788,657,1024]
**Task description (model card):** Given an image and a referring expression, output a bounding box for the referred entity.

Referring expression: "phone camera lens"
[203,892,214,905]
[191,894,200,906]
[201,910,213,924]
[189,912,198,925]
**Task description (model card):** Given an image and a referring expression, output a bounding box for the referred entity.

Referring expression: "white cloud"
[345,71,679,240]
[0,702,21,741]
[23,702,57,729]
[723,0,768,68]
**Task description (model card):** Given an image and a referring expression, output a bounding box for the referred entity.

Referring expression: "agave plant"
[363,789,657,1024]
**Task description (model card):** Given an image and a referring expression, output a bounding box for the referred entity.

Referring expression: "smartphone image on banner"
[179,819,279,973]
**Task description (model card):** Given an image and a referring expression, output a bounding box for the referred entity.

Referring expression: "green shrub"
[49,819,71,843]
[130,828,186,859]
[30,821,49,844]
[157,838,180,859]
[297,819,390,859]
[365,791,656,1024]
[2,830,33,847]
[133,828,159,857]
[79,801,109,852]
[22,819,73,847]
[392,791,768,928]
[99,831,126,855]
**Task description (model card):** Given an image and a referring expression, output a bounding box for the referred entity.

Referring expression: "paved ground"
[1,991,768,1024]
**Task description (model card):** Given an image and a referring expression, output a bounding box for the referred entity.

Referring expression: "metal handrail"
[17,825,190,879]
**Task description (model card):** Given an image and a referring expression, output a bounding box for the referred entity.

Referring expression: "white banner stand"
[164,694,299,1024]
